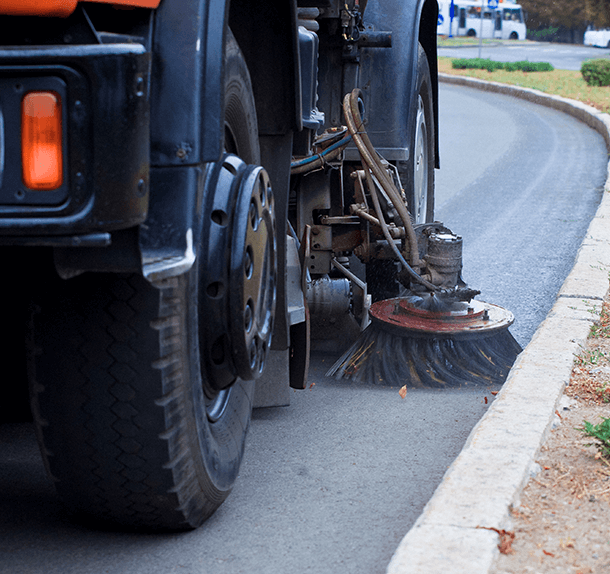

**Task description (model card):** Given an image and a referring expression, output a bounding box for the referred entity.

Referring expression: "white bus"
[437,0,526,40]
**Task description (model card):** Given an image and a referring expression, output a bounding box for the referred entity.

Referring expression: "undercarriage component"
[307,275,351,316]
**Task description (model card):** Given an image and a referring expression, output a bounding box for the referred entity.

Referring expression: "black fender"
[148,0,301,165]
[149,0,226,166]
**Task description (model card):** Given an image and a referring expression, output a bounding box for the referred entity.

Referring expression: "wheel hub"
[198,154,277,393]
[229,166,276,380]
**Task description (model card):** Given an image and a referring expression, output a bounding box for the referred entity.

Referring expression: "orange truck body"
[0,0,160,18]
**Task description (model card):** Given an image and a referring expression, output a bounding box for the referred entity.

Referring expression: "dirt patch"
[493,296,610,574]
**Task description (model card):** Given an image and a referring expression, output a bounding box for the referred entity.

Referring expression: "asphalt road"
[438,41,610,70]
[0,85,607,574]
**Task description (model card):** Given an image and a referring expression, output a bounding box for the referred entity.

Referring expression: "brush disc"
[327,298,522,388]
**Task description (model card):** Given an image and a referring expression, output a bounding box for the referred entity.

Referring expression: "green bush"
[507,61,554,72]
[581,58,610,87]
[452,58,502,71]
[527,27,559,42]
[451,58,553,73]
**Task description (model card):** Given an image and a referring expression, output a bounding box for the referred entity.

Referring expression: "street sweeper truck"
[0,0,519,531]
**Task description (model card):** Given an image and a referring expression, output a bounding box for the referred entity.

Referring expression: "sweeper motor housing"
[417,229,463,290]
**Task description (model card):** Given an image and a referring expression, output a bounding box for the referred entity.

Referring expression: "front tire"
[28,31,266,531]
[408,43,435,224]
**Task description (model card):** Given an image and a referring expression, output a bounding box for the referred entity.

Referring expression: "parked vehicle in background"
[437,0,526,40]
[584,26,610,48]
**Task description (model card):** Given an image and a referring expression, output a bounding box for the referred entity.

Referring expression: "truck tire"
[408,43,435,224]
[28,31,263,531]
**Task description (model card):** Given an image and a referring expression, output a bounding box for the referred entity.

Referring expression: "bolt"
[135,76,144,97]
[75,171,84,192]
[245,250,253,279]
[244,304,253,332]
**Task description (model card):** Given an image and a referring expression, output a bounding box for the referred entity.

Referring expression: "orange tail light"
[21,91,63,190]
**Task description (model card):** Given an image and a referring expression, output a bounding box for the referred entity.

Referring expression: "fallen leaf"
[555,409,563,420]
[309,382,315,389]
[543,549,555,557]
[399,385,407,399]
[476,526,515,554]
[484,396,488,404]
[491,391,498,396]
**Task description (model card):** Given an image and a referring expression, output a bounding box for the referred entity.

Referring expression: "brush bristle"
[326,324,522,388]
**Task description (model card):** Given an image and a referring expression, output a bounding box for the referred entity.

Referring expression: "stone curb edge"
[386,74,610,574]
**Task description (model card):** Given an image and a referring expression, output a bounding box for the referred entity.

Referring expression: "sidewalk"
[386,74,610,574]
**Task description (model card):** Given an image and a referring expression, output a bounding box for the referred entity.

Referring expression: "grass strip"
[438,56,610,114]
[437,36,499,47]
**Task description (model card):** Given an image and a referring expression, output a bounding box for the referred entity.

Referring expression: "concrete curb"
[387,75,610,574]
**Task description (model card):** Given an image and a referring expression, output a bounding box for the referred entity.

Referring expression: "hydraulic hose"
[290,134,352,175]
[363,163,439,292]
[342,89,421,270]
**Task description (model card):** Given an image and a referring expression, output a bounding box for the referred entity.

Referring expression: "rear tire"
[28,30,264,531]
[29,273,254,530]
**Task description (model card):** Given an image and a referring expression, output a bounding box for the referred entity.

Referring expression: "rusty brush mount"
[326,89,522,388]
